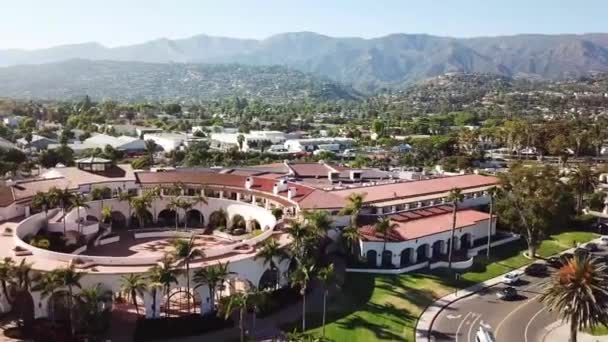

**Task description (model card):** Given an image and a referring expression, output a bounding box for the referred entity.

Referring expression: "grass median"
[288,230,598,341]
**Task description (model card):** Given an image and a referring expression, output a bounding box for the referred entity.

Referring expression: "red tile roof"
[331,174,499,203]
[359,208,493,242]
[287,163,333,177]
[136,171,319,207]
[0,186,15,207]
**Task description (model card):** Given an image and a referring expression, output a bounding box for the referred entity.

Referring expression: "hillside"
[2,32,608,92]
[376,72,608,116]
[0,60,360,102]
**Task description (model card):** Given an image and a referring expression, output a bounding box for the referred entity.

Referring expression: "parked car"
[574,248,590,258]
[600,236,608,246]
[502,272,521,285]
[547,256,563,268]
[497,286,518,300]
[584,242,599,252]
[559,253,575,266]
[525,263,548,277]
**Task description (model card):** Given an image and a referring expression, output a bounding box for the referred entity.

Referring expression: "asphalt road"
[430,243,608,342]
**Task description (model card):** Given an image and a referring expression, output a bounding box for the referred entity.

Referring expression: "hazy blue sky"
[2,0,607,49]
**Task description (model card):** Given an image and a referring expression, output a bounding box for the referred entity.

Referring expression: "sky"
[1,0,607,49]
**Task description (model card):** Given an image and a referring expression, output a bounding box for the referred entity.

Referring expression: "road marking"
[455,312,472,342]
[495,294,540,339]
[447,314,462,320]
[525,307,546,342]
[467,314,482,342]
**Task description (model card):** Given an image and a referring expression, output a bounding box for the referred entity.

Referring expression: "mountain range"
[2,32,608,94]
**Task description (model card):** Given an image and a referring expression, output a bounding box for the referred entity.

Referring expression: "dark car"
[574,248,590,258]
[584,242,599,252]
[497,286,518,300]
[547,256,563,268]
[525,263,549,277]
[561,252,575,263]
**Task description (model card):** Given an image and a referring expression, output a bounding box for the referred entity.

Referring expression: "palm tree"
[318,264,336,338]
[120,273,147,315]
[101,206,113,230]
[56,264,83,336]
[219,292,248,342]
[255,239,289,289]
[166,197,182,231]
[447,188,464,269]
[48,187,75,234]
[0,257,15,306]
[13,259,32,291]
[145,139,157,164]
[130,195,152,229]
[568,164,599,213]
[341,225,359,259]
[118,191,135,227]
[172,236,203,313]
[286,222,314,261]
[69,193,90,234]
[76,284,113,338]
[375,217,398,259]
[144,186,162,220]
[246,284,267,337]
[32,270,62,324]
[31,191,52,219]
[303,210,332,236]
[339,193,365,226]
[148,254,179,317]
[290,259,315,332]
[147,281,164,319]
[486,187,498,259]
[194,262,233,312]
[540,255,608,342]
[177,199,194,230]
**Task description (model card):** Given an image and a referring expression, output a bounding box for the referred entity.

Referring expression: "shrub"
[257,287,305,318]
[133,314,233,341]
[232,228,246,236]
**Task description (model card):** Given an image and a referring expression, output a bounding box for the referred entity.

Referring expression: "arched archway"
[432,240,445,259]
[130,210,153,228]
[164,288,201,317]
[48,291,71,323]
[417,244,429,262]
[158,209,177,227]
[366,250,377,267]
[400,248,412,267]
[381,250,393,267]
[231,214,246,230]
[110,211,127,230]
[208,210,227,230]
[258,268,279,290]
[460,234,471,250]
[249,219,261,231]
[186,209,204,228]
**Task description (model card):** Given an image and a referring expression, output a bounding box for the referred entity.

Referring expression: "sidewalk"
[543,323,608,342]
[415,240,600,342]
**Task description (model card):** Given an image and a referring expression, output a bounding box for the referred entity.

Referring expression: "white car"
[600,236,608,246]
[502,272,521,285]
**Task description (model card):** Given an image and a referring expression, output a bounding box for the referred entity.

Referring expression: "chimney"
[276,179,288,192]
[273,183,280,195]
[245,177,254,190]
[287,187,297,200]
[350,171,362,181]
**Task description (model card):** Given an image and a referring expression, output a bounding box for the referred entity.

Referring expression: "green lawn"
[585,324,608,336]
[294,230,598,341]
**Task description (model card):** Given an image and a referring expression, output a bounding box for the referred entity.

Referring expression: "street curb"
[414,238,600,342]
